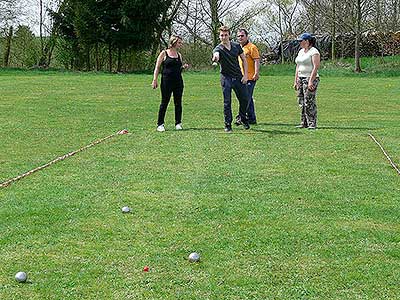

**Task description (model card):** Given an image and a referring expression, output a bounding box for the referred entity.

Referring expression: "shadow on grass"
[184,127,301,135]
[256,123,294,127]
[184,127,222,131]
[250,128,302,135]
[256,123,379,130]
[317,126,381,130]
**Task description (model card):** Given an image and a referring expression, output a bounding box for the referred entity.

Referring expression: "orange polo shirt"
[239,42,260,79]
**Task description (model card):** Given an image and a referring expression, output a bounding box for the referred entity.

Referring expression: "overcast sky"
[20,0,263,36]
[16,0,59,35]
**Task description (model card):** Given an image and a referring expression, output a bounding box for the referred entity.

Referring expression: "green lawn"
[0,69,399,299]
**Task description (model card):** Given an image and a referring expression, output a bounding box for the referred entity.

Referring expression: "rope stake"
[0,129,129,188]
[368,133,400,176]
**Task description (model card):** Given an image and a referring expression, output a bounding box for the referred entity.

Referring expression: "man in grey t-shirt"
[212,25,250,132]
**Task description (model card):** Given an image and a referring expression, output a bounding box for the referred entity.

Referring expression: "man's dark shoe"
[243,123,250,130]
[234,118,242,126]
[249,120,257,125]
[224,125,233,133]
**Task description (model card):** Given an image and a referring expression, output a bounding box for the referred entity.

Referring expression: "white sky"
[20,0,264,36]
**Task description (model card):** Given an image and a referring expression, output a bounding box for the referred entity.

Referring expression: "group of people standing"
[152,26,320,132]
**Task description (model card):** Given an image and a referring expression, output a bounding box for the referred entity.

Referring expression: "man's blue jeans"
[221,75,249,125]
[246,80,257,123]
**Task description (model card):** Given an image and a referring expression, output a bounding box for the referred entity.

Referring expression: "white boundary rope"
[0,129,129,188]
[368,133,400,176]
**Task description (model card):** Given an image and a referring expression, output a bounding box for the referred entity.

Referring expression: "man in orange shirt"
[236,29,260,125]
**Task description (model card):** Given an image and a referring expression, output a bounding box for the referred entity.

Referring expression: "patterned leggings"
[297,77,319,127]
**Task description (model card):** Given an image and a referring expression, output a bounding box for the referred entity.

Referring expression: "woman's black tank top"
[161,51,182,80]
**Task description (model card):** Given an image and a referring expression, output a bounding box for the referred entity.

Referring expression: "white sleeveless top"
[295,47,320,78]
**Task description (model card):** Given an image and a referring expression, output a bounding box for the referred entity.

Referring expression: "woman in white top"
[294,33,320,129]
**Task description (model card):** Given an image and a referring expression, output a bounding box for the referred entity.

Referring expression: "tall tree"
[354,0,362,72]
[3,26,13,67]
[12,25,40,67]
[331,0,336,60]
[175,0,262,47]
[51,0,174,71]
[34,0,63,67]
[0,0,24,66]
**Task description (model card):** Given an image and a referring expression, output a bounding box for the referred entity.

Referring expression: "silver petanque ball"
[15,272,27,283]
[121,206,131,213]
[188,252,200,262]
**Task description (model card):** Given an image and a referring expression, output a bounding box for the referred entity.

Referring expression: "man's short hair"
[238,28,248,36]
[219,25,230,34]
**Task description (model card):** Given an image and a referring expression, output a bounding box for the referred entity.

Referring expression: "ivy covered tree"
[51,0,174,71]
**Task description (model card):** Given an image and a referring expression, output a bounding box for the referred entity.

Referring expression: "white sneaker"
[156,124,165,132]
[175,123,183,130]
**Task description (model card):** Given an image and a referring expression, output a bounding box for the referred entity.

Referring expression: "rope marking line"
[0,129,129,188]
[368,133,400,176]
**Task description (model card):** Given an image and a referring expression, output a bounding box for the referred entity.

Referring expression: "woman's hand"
[293,81,299,90]
[307,81,315,91]
[151,80,158,89]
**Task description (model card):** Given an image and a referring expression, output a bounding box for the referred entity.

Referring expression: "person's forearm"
[153,70,159,81]
[309,55,320,82]
[242,59,248,78]
[309,68,317,82]
[254,59,260,75]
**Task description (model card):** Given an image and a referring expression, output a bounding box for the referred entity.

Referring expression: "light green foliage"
[10,25,40,68]
[0,69,399,299]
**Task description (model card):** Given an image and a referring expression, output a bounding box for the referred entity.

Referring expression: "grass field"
[0,68,399,299]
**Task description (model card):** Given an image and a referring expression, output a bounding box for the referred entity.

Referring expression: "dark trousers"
[157,77,183,126]
[246,80,257,123]
[221,75,249,125]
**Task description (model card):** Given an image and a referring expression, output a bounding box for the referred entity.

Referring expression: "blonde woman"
[152,35,188,132]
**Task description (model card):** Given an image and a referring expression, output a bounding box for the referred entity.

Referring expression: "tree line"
[0,0,399,72]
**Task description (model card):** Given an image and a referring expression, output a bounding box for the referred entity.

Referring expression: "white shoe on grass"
[175,123,183,130]
[157,124,165,132]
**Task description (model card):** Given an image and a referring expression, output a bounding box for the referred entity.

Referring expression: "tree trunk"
[117,48,122,72]
[354,0,362,73]
[86,46,91,71]
[310,1,316,33]
[3,26,13,67]
[43,31,58,68]
[393,0,399,30]
[95,43,100,71]
[331,0,336,61]
[38,0,46,67]
[210,0,220,47]
[278,3,285,64]
[46,42,56,67]
[40,0,44,53]
[108,43,113,73]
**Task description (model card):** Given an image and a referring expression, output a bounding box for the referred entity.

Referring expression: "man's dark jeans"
[220,74,249,126]
[246,80,257,123]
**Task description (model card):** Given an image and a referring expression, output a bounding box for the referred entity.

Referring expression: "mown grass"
[0,67,399,299]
